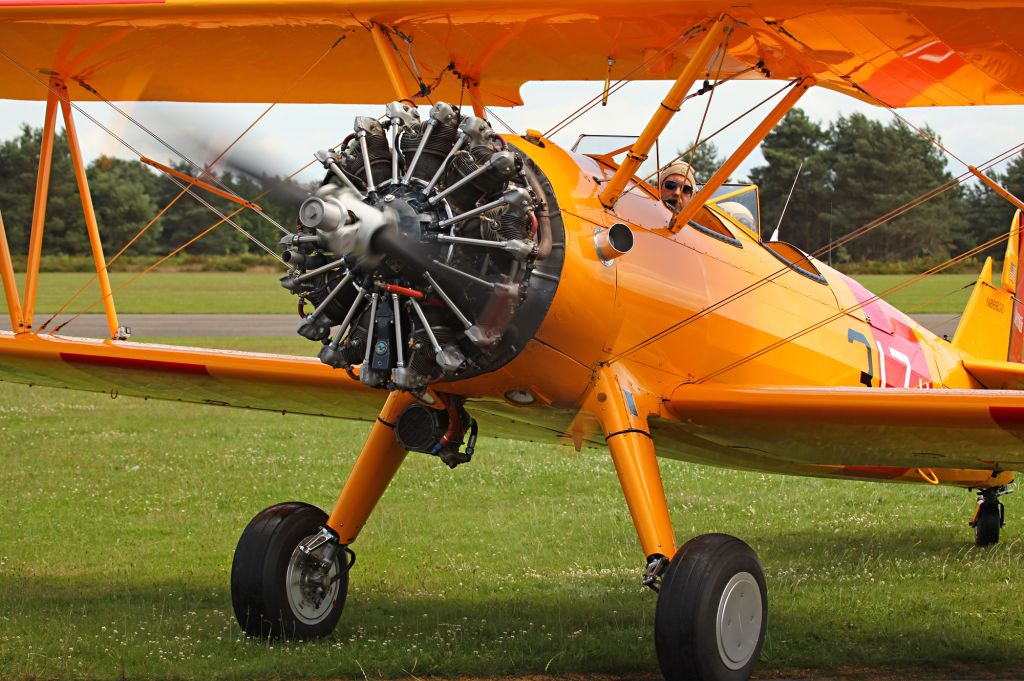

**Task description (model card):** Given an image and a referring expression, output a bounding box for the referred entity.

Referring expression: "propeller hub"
[278,101,564,393]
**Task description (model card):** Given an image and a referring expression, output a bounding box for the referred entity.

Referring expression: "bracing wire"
[542,22,706,139]
[695,229,1015,383]
[51,206,250,334]
[41,153,328,333]
[74,28,350,237]
[0,47,288,265]
[685,28,731,177]
[631,79,794,192]
[605,139,1024,363]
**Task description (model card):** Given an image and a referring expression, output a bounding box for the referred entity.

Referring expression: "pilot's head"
[659,161,697,213]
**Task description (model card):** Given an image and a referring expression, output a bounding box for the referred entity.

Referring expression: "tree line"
[0,113,1020,268]
[0,125,296,260]
[696,109,1021,266]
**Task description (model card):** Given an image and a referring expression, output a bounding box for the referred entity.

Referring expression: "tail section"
[951,256,1013,361]
[955,210,1024,388]
[1002,209,1024,362]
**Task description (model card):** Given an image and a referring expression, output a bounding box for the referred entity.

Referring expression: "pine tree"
[748,109,830,252]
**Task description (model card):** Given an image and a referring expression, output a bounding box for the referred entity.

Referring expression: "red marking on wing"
[840,466,911,480]
[0,0,163,4]
[861,39,968,107]
[60,352,209,375]
[990,406,1024,442]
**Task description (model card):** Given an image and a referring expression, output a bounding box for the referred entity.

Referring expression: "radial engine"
[279,102,564,401]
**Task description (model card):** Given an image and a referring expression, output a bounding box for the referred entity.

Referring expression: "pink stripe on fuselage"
[841,275,934,388]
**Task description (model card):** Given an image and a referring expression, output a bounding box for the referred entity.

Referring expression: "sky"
[2,79,1024,187]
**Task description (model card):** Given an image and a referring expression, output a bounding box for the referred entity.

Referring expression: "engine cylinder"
[277,101,565,394]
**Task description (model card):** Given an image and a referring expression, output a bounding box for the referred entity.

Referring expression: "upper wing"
[660,383,1024,473]
[0,1,1023,107]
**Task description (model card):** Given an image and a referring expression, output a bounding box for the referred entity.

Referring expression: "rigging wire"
[0,47,289,264]
[72,29,352,236]
[542,23,706,139]
[685,28,732,177]
[770,23,971,169]
[41,153,329,333]
[899,280,977,338]
[627,79,794,192]
[37,184,194,331]
[379,23,435,103]
[695,229,1016,383]
[0,47,288,260]
[603,139,1024,363]
[51,206,250,334]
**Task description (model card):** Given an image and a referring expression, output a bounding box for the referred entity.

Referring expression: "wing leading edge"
[0,331,384,421]
[660,383,1024,482]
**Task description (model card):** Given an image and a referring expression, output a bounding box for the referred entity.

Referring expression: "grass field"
[0,272,980,316]
[1,336,1021,680]
[1,272,294,315]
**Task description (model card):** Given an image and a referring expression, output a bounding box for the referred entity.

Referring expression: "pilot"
[659,160,697,214]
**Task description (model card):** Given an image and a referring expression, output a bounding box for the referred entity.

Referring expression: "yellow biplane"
[2,2,1024,679]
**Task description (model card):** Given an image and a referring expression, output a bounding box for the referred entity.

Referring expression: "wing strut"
[0,211,22,330]
[12,77,123,339]
[671,76,815,231]
[20,78,60,334]
[599,15,732,209]
[57,79,121,339]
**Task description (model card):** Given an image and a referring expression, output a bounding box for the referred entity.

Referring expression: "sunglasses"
[663,180,694,195]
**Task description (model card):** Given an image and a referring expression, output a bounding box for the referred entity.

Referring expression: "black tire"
[974,500,1002,547]
[655,534,767,681]
[231,501,349,639]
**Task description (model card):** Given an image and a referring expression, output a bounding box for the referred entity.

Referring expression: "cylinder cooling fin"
[279,101,564,395]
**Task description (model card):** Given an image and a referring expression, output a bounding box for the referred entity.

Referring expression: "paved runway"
[0,313,963,339]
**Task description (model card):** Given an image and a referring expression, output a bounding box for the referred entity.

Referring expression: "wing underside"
[0,1,1022,107]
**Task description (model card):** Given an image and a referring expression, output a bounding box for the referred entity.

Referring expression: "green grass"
[1,272,292,315]
[0,272,983,316]
[855,274,978,315]
[0,340,1021,680]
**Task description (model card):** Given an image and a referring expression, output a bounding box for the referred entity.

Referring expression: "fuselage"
[444,135,1014,489]
[452,135,978,410]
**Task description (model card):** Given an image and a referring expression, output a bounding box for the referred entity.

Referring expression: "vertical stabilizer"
[953,209,1024,369]
[1003,210,1024,362]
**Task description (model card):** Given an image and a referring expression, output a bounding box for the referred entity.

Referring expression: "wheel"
[231,501,349,639]
[655,534,767,681]
[974,499,1002,547]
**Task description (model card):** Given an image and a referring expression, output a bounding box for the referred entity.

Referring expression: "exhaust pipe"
[594,222,634,266]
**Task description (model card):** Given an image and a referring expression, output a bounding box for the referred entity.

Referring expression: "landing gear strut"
[970,486,1011,547]
[587,365,768,681]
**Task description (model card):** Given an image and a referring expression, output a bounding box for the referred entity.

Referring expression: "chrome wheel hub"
[715,571,762,670]
[285,536,341,625]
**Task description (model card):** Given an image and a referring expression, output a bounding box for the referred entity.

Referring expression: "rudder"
[951,211,1019,362]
